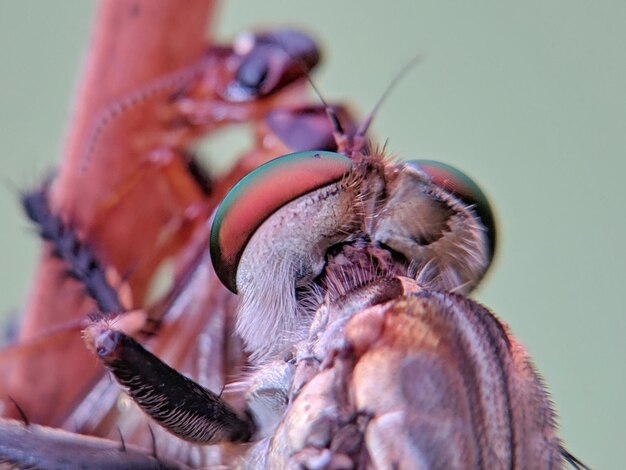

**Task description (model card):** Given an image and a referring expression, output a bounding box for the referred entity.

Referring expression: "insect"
[0,0,592,468]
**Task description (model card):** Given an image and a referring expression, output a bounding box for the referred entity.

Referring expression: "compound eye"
[406,159,497,260]
[235,53,270,92]
[210,151,352,292]
[226,29,320,102]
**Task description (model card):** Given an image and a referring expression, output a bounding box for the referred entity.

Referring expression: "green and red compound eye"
[210,151,353,292]
[405,159,497,261]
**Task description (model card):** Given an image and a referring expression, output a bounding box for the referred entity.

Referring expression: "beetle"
[0,0,604,470]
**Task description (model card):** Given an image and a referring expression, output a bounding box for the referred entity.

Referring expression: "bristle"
[183,152,213,196]
[322,245,399,302]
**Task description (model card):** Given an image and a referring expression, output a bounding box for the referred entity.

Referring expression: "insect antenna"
[354,54,421,141]
[279,41,419,156]
[273,38,349,151]
[297,68,345,137]
[560,446,591,470]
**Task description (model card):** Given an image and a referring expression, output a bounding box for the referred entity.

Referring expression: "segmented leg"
[0,419,186,470]
[84,319,255,445]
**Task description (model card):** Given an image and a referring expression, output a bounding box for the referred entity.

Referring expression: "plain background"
[0,2,624,468]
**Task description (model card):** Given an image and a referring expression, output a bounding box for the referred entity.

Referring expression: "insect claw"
[148,424,158,459]
[95,330,123,360]
[140,317,162,337]
[116,426,126,452]
[182,152,213,196]
[7,396,29,426]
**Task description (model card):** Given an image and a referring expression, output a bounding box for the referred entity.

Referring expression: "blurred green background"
[0,1,624,468]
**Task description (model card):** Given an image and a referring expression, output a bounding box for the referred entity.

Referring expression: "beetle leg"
[83,319,255,445]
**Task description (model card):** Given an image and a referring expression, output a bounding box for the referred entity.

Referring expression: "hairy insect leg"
[57,241,245,467]
[22,187,128,313]
[83,318,255,445]
[1,187,132,424]
[78,27,329,264]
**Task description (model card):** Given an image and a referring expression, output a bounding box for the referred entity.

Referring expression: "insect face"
[211,149,495,361]
[205,143,564,468]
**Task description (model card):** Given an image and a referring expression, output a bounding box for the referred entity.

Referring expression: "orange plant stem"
[5,0,216,425]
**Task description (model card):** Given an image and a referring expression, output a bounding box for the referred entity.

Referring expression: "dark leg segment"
[84,321,255,445]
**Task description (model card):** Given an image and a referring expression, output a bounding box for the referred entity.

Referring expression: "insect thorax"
[240,248,560,468]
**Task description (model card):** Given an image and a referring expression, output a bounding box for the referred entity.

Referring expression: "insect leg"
[22,186,124,314]
[83,319,255,445]
[0,418,187,470]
